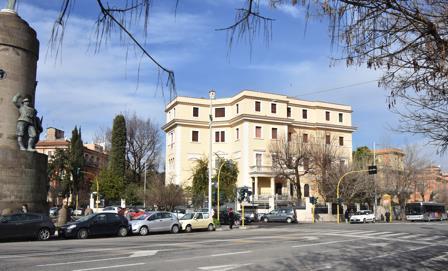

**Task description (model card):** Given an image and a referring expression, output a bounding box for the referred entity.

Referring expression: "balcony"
[249,165,274,175]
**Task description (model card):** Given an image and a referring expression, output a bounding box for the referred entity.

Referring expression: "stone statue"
[12,93,43,151]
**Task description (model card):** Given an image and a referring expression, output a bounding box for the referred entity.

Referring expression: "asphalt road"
[1,222,447,271]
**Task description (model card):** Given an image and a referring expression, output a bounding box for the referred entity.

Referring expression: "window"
[304,184,310,197]
[326,134,331,145]
[271,103,277,114]
[193,107,199,117]
[256,153,262,167]
[325,111,330,121]
[339,136,344,146]
[215,107,225,117]
[302,109,308,119]
[236,104,239,114]
[255,101,261,112]
[255,126,262,138]
[288,132,292,142]
[287,107,291,117]
[303,133,308,143]
[304,158,310,171]
[272,128,278,139]
[339,113,343,123]
[215,131,225,142]
[236,128,239,140]
[192,131,199,142]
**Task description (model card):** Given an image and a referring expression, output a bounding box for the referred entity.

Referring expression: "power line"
[293,79,378,97]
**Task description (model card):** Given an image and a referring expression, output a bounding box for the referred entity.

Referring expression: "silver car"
[130,211,180,235]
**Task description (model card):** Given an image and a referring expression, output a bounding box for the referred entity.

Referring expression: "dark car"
[0,213,55,241]
[218,211,252,225]
[261,208,297,223]
[60,212,129,239]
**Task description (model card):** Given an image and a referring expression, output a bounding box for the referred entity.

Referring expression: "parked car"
[73,208,83,216]
[130,211,180,235]
[102,206,120,213]
[261,208,297,223]
[49,207,58,217]
[218,211,251,225]
[59,212,129,239]
[127,207,145,220]
[0,213,55,241]
[350,210,375,224]
[179,212,215,232]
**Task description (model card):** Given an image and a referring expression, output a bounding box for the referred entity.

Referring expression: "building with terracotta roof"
[36,127,108,206]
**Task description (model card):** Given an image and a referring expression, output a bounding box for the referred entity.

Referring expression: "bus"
[405,202,447,222]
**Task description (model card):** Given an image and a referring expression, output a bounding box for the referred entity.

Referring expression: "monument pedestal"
[0,148,48,213]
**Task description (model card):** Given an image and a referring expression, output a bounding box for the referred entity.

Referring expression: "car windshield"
[180,213,194,220]
[354,211,369,215]
[77,213,96,222]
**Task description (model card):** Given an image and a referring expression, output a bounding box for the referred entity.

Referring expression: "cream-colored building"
[162,90,356,206]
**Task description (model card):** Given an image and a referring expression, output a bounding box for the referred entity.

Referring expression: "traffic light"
[310,196,315,205]
[368,165,378,175]
[238,187,248,202]
[337,197,343,204]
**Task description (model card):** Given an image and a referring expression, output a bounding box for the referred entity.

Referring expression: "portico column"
[254,177,259,199]
[270,177,275,196]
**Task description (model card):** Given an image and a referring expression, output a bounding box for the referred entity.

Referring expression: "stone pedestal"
[0,148,48,213]
[0,10,47,214]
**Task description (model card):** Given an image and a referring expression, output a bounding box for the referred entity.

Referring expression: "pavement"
[0,221,447,271]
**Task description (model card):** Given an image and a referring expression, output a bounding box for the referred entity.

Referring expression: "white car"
[350,210,375,223]
[179,212,215,232]
[102,206,120,213]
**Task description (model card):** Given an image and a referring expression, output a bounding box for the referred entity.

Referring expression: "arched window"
[304,184,310,197]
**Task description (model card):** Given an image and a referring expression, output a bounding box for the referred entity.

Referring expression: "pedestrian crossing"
[305,229,447,244]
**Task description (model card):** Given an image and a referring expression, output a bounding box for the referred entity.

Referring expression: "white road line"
[72,262,145,271]
[399,234,422,239]
[378,232,410,238]
[291,238,365,248]
[211,251,252,257]
[362,232,393,236]
[364,244,436,261]
[36,250,160,267]
[419,236,443,241]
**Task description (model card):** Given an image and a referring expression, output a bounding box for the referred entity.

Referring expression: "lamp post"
[143,161,147,209]
[208,89,216,217]
[216,159,228,223]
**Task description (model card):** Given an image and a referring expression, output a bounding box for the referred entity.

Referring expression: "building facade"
[162,90,356,207]
[36,127,108,206]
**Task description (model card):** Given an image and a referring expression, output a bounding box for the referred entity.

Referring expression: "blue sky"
[5,0,447,169]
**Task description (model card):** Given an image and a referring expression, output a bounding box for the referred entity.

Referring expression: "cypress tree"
[109,115,127,177]
[69,126,84,208]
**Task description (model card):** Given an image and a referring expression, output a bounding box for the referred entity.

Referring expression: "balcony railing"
[255,194,292,201]
[249,165,274,174]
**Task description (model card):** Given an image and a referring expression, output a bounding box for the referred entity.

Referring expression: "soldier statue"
[12,93,43,151]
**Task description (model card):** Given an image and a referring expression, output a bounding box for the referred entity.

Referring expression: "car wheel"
[185,225,192,233]
[372,218,376,223]
[363,218,366,223]
[37,228,51,241]
[77,228,88,239]
[207,223,214,231]
[139,226,149,236]
[171,225,180,234]
[264,217,269,223]
[117,226,128,237]
[286,217,292,224]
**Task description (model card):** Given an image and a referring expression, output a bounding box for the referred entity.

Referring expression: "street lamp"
[208,89,216,217]
[216,158,229,223]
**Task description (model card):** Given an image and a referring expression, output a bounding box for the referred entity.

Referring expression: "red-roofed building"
[36,127,108,207]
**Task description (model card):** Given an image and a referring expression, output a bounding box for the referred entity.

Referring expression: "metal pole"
[144,162,147,209]
[337,170,369,224]
[208,90,214,217]
[373,142,377,219]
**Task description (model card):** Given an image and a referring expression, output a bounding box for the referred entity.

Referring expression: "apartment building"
[36,127,108,206]
[162,90,356,206]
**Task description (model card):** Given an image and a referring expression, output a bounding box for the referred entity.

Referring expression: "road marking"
[378,232,410,238]
[420,236,443,241]
[36,250,159,267]
[291,238,365,248]
[421,251,448,264]
[364,244,436,260]
[398,234,422,239]
[363,232,393,236]
[198,263,252,270]
[130,250,158,257]
[367,242,389,247]
[72,262,145,271]
[211,250,252,257]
